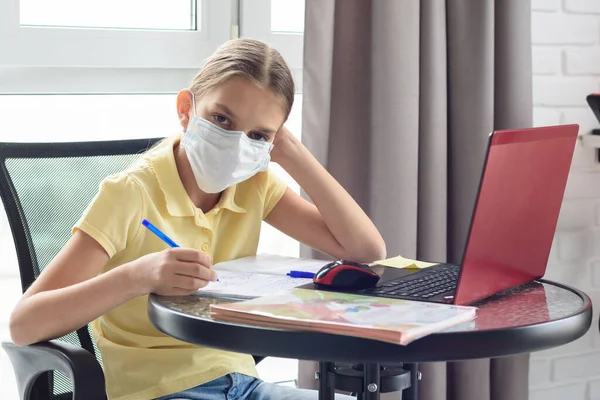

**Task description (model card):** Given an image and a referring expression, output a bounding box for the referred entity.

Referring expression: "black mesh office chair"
[0,138,166,399]
[0,138,268,400]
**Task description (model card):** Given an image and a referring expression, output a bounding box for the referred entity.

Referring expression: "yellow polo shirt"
[72,137,287,400]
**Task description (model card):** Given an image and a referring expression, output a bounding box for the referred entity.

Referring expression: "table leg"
[363,363,380,400]
[318,361,335,400]
[401,363,419,400]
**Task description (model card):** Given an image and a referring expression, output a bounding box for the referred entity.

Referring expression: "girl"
[9,38,386,400]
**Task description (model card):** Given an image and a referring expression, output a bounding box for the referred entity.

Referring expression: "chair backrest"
[0,138,163,399]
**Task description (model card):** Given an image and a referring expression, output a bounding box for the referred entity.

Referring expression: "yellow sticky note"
[375,255,437,269]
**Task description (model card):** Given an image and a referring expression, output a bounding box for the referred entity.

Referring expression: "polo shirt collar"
[216,183,247,214]
[150,138,246,217]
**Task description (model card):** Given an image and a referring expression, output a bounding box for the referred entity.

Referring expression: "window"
[240,0,304,89]
[0,0,230,93]
[20,0,198,30]
[0,94,180,142]
[271,0,305,33]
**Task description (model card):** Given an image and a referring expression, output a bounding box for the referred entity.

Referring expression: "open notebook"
[210,288,477,345]
[194,254,327,300]
[196,270,313,300]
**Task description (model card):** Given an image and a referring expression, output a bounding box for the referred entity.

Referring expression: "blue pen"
[286,270,315,279]
[142,219,219,282]
[142,219,180,248]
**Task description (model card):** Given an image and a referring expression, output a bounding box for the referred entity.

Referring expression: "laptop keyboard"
[359,263,460,300]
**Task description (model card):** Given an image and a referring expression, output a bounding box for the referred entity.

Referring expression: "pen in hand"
[142,219,180,248]
[141,219,219,282]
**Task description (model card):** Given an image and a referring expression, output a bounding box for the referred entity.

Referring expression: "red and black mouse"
[313,260,380,290]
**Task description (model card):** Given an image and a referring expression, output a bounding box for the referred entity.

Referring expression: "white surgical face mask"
[180,103,273,193]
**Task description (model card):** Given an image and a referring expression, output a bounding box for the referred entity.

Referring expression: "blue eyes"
[249,133,268,142]
[213,114,268,142]
[213,114,230,126]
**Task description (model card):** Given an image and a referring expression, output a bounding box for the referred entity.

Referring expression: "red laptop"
[360,124,579,305]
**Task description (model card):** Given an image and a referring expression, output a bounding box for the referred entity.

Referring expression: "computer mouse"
[313,260,380,290]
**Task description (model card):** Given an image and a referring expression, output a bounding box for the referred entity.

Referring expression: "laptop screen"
[454,125,578,305]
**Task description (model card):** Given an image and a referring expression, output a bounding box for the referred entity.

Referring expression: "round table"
[148,280,592,399]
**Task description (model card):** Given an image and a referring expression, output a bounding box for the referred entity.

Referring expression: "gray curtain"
[298,0,533,399]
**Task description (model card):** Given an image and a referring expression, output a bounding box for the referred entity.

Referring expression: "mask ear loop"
[184,94,197,133]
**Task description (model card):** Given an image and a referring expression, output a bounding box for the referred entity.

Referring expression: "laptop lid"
[453,125,579,305]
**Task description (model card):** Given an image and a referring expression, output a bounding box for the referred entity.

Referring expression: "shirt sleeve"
[72,173,144,258]
[262,168,288,219]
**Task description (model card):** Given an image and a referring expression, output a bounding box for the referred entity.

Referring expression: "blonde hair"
[138,38,295,159]
[190,38,295,119]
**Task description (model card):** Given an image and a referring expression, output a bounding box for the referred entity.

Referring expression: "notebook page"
[196,270,313,299]
[213,254,327,276]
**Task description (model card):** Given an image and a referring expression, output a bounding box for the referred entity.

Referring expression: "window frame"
[240,0,304,93]
[0,0,233,94]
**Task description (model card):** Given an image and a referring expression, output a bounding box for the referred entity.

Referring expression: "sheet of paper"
[213,254,328,276]
[197,270,313,299]
[375,255,437,269]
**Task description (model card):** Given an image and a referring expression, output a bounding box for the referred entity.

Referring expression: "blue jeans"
[155,373,354,400]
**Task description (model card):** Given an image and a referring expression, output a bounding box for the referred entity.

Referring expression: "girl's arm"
[9,230,215,346]
[266,127,386,263]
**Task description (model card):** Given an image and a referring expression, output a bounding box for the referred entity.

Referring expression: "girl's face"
[177,76,287,143]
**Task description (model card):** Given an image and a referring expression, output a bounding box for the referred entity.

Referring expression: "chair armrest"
[2,340,106,400]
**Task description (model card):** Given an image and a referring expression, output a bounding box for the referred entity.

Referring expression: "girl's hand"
[128,248,216,296]
[270,125,298,165]
[264,125,387,263]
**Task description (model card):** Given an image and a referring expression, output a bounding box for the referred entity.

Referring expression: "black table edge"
[148,279,593,364]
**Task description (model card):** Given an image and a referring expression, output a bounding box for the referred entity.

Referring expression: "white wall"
[530,1,600,399]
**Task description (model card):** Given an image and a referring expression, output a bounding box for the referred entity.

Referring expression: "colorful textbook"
[210,288,477,345]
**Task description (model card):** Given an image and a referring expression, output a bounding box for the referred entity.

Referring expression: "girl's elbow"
[347,240,386,264]
[367,240,387,263]
[9,334,31,347]
[9,303,42,347]
[9,311,32,347]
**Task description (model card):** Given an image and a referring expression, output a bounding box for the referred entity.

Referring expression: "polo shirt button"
[201,243,209,252]
[202,227,209,232]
